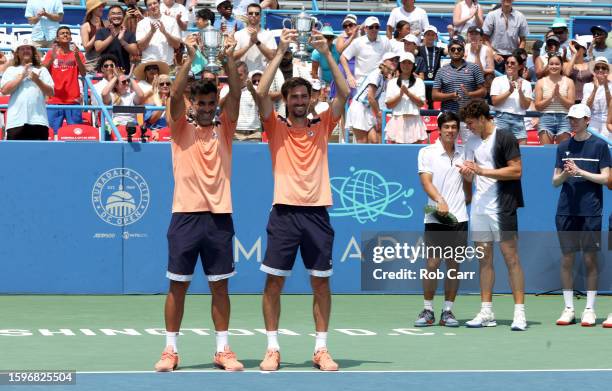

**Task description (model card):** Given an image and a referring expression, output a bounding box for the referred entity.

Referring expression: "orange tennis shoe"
[313,348,339,371]
[259,349,281,371]
[154,346,179,372]
[213,346,244,371]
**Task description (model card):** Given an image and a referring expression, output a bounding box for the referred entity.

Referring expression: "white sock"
[443,301,454,312]
[424,300,433,311]
[215,331,228,353]
[563,290,574,309]
[481,302,493,312]
[165,331,178,352]
[586,291,597,310]
[266,330,280,351]
[314,332,327,352]
[514,304,525,313]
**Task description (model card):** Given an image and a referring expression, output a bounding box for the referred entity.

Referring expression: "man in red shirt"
[43,26,86,133]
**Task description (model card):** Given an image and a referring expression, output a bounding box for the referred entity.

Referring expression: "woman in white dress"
[582,57,611,138]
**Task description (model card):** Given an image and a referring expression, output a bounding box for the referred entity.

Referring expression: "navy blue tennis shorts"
[555,215,602,255]
[261,205,334,277]
[166,212,235,282]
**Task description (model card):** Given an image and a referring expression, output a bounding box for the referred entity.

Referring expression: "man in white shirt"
[160,0,189,34]
[386,0,430,40]
[136,0,181,67]
[341,16,393,89]
[233,3,277,72]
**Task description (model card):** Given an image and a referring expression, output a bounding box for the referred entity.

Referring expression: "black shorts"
[424,222,469,253]
[555,215,602,255]
[166,212,235,282]
[261,205,334,277]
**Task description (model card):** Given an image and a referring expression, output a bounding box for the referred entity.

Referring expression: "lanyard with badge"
[424,46,438,79]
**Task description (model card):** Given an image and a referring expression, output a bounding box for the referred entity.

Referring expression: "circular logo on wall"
[91,168,150,226]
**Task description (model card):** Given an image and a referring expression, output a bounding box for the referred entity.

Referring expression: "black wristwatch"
[255,40,261,46]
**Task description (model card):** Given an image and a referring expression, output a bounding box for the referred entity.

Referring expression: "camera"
[126,121,137,142]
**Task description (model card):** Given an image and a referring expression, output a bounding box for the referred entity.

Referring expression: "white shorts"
[470,212,518,242]
[347,100,375,132]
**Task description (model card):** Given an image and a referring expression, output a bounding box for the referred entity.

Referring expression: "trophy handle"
[312,19,323,31]
[282,18,292,30]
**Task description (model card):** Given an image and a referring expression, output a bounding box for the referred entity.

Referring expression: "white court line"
[76,368,612,374]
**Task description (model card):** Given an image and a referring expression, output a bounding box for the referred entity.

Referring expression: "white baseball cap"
[311,79,322,91]
[215,0,230,7]
[567,104,591,119]
[381,52,399,63]
[423,25,438,35]
[402,34,419,44]
[13,36,35,52]
[399,52,415,63]
[364,16,380,27]
[248,70,263,79]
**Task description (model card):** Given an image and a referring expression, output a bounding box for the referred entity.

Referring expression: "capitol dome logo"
[92,168,150,226]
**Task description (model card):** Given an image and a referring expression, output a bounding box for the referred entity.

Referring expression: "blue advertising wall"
[0,142,610,294]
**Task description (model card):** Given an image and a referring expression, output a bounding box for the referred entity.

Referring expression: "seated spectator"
[91,54,120,107]
[25,0,64,48]
[136,0,181,68]
[95,5,139,73]
[134,60,170,97]
[464,26,494,85]
[145,73,172,133]
[563,37,592,103]
[453,0,483,37]
[490,53,533,144]
[417,25,444,109]
[81,0,108,73]
[0,38,54,140]
[260,0,279,10]
[311,26,340,96]
[535,33,561,79]
[122,0,147,34]
[43,26,86,133]
[483,0,529,74]
[534,54,575,144]
[386,0,429,40]
[214,0,245,33]
[233,3,276,72]
[102,70,146,126]
[582,57,611,138]
[385,52,426,144]
[161,0,189,34]
[590,25,612,63]
[390,21,411,53]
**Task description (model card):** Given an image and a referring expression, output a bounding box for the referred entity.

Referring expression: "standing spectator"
[534,54,575,144]
[552,104,611,327]
[311,26,340,93]
[490,53,533,144]
[482,0,529,74]
[134,60,170,97]
[25,0,64,48]
[81,0,108,73]
[0,38,54,140]
[43,27,86,133]
[453,0,483,37]
[386,0,429,40]
[233,3,276,72]
[95,6,139,73]
[122,0,147,34]
[589,25,612,64]
[161,0,189,34]
[535,33,561,79]
[464,26,494,87]
[335,14,360,92]
[417,25,444,109]
[385,52,427,144]
[101,69,146,126]
[136,0,181,68]
[341,17,393,90]
[582,57,611,138]
[563,37,592,103]
[214,0,245,33]
[390,21,411,53]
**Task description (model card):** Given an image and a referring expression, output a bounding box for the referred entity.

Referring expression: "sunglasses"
[159,81,172,86]
[594,65,609,72]
[103,63,115,68]
[119,79,130,85]
[449,46,464,53]
[593,31,606,37]
[506,61,518,66]
[552,29,567,34]
[248,12,260,16]
[145,66,159,72]
[367,25,380,30]
[343,23,356,29]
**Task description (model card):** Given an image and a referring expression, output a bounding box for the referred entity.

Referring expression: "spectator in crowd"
[386,0,429,40]
[535,33,560,79]
[145,73,172,134]
[403,34,420,58]
[589,25,612,64]
[346,52,397,144]
[490,53,533,144]
[25,0,64,48]
[582,57,611,138]
[552,103,611,327]
[341,17,393,90]
[464,26,494,87]
[101,68,146,126]
[43,26,86,133]
[233,3,277,72]
[307,79,330,120]
[91,54,119,108]
[214,0,245,33]
[335,14,360,96]
[563,37,592,103]
[385,52,427,144]
[527,39,543,82]
[417,26,443,109]
[482,0,529,74]
[122,0,147,34]
[0,38,54,140]
[232,0,252,16]
[311,26,340,95]
[95,6,139,73]
[390,21,411,53]
[176,0,198,27]
[236,68,263,141]
[549,18,570,58]
[161,0,189,34]
[134,60,169,97]
[195,7,215,29]
[534,54,575,144]
[81,0,108,73]
[453,0,483,37]
[260,0,279,10]
[136,0,181,68]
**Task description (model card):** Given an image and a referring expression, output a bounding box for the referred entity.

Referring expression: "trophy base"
[204,64,222,74]
[293,51,310,61]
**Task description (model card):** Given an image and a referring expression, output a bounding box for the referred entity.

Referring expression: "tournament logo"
[92,168,150,227]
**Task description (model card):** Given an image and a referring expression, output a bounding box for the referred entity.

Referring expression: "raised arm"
[169,35,195,122]
[221,34,241,123]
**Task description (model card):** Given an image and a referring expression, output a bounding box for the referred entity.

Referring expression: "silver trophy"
[282,11,322,61]
[200,25,224,73]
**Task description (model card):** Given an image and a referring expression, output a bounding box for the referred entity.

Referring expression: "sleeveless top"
[456,1,480,34]
[465,44,490,70]
[542,77,570,113]
[569,66,593,101]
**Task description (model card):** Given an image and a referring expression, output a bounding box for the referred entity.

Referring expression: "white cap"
[402,34,419,44]
[215,0,230,7]
[248,70,263,79]
[570,36,590,50]
[399,52,415,63]
[567,104,591,119]
[423,25,438,35]
[311,79,322,90]
[589,56,609,73]
[364,16,380,27]
[342,14,357,26]
[381,52,399,63]
[12,36,35,52]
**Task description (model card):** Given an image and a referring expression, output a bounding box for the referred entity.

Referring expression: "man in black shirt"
[95,5,139,72]
[417,25,443,109]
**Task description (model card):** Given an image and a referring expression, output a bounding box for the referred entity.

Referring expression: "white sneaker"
[465,310,497,328]
[556,308,576,326]
[511,310,527,331]
[603,314,612,328]
[581,309,596,327]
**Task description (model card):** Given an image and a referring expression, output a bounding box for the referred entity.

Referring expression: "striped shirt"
[354,69,385,108]
[433,61,485,112]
